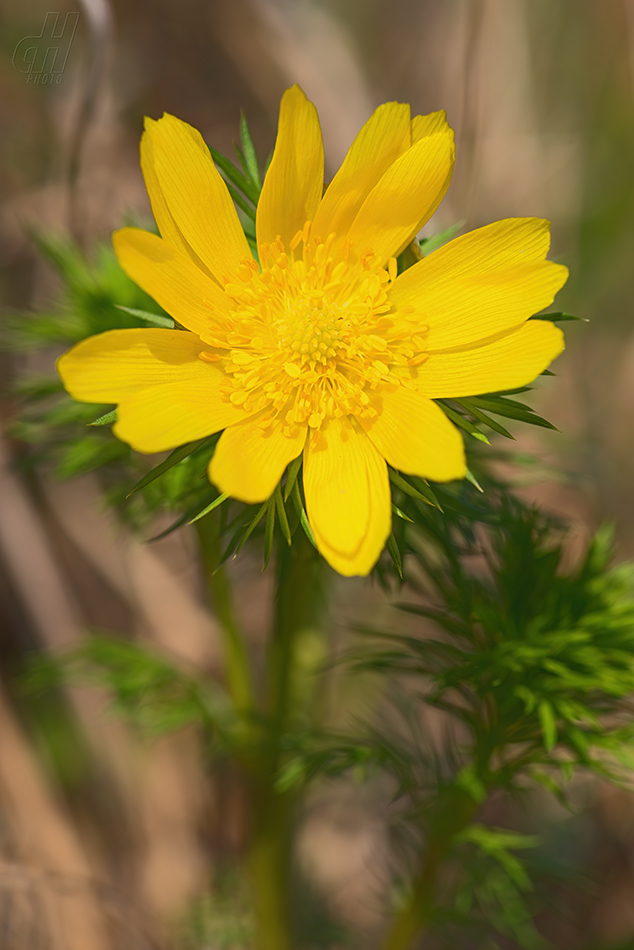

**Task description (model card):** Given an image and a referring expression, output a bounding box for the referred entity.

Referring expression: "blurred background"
[1,0,634,947]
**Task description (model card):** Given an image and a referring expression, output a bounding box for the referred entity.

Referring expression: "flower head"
[58,85,568,576]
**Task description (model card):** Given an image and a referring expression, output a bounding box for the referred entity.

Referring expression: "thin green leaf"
[530,311,586,322]
[115,305,174,328]
[208,146,260,206]
[208,508,259,570]
[471,394,536,412]
[263,497,276,568]
[221,179,257,222]
[234,501,269,556]
[291,482,317,548]
[465,469,484,492]
[454,398,515,440]
[274,484,292,545]
[126,436,215,497]
[234,141,248,177]
[147,508,196,542]
[386,534,404,579]
[436,400,490,444]
[147,491,229,541]
[392,503,414,523]
[240,112,261,188]
[469,395,557,431]
[240,214,256,242]
[494,386,533,396]
[418,220,465,256]
[88,409,117,426]
[188,492,230,525]
[538,700,557,752]
[284,454,303,501]
[389,469,443,511]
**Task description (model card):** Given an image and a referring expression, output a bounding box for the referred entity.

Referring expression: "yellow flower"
[57,85,568,577]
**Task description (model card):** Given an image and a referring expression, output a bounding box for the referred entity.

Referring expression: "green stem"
[382,843,446,950]
[248,781,295,950]
[248,530,324,950]
[198,509,323,950]
[196,514,254,713]
[266,530,322,727]
[380,791,479,950]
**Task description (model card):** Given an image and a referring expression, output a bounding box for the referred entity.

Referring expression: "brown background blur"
[1,1,634,947]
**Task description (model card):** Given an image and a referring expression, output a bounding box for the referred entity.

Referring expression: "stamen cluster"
[198,223,429,438]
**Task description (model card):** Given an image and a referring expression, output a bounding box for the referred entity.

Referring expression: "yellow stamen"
[204,227,427,433]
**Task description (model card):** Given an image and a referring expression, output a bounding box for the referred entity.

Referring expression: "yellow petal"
[361,388,466,482]
[411,109,452,141]
[256,85,324,252]
[113,228,233,339]
[346,130,455,265]
[414,320,565,397]
[150,113,252,283]
[402,111,456,255]
[303,417,390,576]
[140,117,196,262]
[312,102,411,246]
[57,328,218,402]
[209,417,307,504]
[115,379,250,453]
[390,218,569,349]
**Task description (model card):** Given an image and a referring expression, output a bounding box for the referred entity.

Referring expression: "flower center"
[277,297,350,366]
[197,224,429,437]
